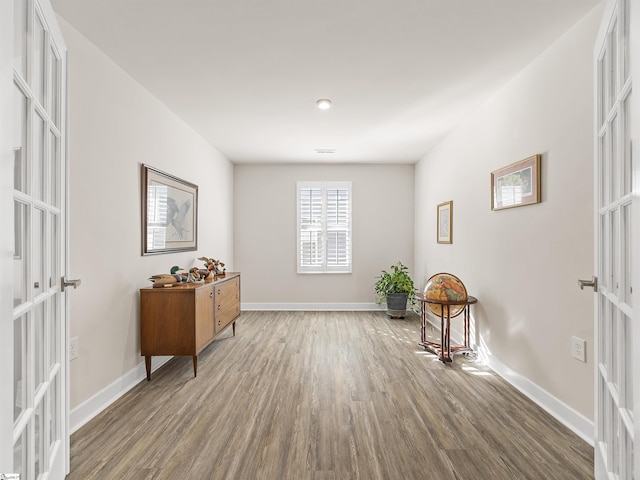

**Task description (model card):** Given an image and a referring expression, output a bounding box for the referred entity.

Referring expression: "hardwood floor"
[66,311,594,480]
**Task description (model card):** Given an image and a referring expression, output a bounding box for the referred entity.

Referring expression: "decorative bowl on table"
[423,273,468,318]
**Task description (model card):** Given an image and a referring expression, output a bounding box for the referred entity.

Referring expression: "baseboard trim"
[480,350,594,446]
[429,318,594,445]
[241,302,381,311]
[69,355,172,434]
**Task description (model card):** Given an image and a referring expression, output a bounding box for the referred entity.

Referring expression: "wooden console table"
[417,294,477,363]
[140,272,240,380]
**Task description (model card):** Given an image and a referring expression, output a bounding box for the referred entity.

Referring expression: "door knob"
[62,277,82,292]
[577,276,598,292]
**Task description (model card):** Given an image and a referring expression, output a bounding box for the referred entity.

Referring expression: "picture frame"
[437,201,453,244]
[141,164,198,255]
[491,154,541,211]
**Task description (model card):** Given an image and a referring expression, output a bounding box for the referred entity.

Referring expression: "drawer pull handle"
[209,292,214,298]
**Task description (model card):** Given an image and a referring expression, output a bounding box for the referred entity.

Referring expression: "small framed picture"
[491,154,541,210]
[437,201,452,244]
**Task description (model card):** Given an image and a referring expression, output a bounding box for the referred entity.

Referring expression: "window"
[297,181,352,273]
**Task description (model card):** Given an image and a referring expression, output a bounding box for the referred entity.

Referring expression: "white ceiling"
[51,0,601,164]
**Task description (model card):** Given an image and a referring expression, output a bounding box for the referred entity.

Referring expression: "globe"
[424,273,468,318]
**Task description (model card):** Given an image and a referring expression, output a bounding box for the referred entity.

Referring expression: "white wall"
[234,163,415,308]
[415,4,604,424]
[59,18,235,411]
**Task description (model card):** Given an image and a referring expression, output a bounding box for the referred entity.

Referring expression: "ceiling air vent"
[314,149,336,154]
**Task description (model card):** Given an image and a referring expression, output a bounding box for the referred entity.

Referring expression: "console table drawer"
[215,278,240,312]
[216,304,240,334]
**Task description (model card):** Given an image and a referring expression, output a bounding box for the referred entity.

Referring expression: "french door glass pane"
[34,302,45,390]
[605,299,612,374]
[49,47,60,127]
[624,313,633,412]
[624,426,633,479]
[13,84,27,193]
[612,415,620,475]
[623,0,630,82]
[14,425,28,477]
[49,130,59,208]
[45,297,53,372]
[34,399,44,478]
[599,297,607,369]
[47,295,60,366]
[14,315,25,422]
[623,92,633,196]
[34,112,46,201]
[622,204,632,306]
[605,299,614,374]
[610,116,618,202]
[14,201,28,307]
[33,208,45,297]
[605,393,613,458]
[599,375,607,439]
[34,14,46,105]
[49,375,59,454]
[609,22,618,104]
[599,56,606,128]
[13,0,27,77]
[50,213,59,289]
[610,209,618,296]
[600,213,609,291]
[600,133,609,207]
[610,302,619,391]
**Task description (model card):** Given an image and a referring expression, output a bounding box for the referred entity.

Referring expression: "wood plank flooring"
[66,311,594,480]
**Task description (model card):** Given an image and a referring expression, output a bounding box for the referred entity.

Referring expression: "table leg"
[445,305,452,362]
[145,356,152,381]
[464,305,469,348]
[439,310,445,361]
[193,355,198,377]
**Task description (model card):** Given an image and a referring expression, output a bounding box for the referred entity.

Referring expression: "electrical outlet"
[572,336,586,362]
[70,337,79,360]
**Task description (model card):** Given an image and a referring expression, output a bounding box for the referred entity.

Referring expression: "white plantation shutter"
[297,181,352,273]
[299,187,323,268]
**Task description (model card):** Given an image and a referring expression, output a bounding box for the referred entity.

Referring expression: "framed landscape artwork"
[491,154,541,211]
[437,201,452,244]
[142,164,198,255]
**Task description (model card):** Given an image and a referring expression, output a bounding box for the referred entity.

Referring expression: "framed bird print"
[141,164,198,255]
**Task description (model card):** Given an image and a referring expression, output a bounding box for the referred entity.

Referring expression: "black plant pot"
[386,293,407,318]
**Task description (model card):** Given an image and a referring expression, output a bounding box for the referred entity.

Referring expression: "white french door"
[11,0,68,478]
[593,0,637,478]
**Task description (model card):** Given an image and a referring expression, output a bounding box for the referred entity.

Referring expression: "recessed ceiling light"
[315,148,336,154]
[316,99,332,110]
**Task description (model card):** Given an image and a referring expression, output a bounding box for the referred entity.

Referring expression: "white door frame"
[593,0,638,478]
[2,0,69,476]
[631,1,640,479]
[0,0,16,470]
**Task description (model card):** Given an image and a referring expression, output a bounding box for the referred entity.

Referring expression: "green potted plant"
[374,262,417,318]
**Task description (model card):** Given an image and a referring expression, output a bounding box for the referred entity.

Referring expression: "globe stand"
[418,295,477,363]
